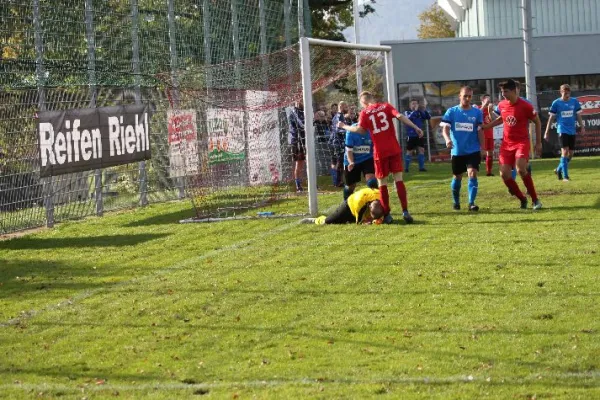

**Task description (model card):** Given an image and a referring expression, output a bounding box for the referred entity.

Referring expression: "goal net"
[179,38,394,221]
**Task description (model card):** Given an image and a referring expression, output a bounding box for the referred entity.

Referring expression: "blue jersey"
[403,109,430,137]
[442,106,483,156]
[549,97,581,135]
[344,126,373,166]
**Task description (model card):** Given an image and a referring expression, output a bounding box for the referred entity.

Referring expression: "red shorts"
[374,155,403,179]
[499,141,530,166]
[483,137,495,152]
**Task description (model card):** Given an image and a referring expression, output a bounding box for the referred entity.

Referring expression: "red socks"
[395,181,408,211]
[521,173,538,202]
[379,185,390,215]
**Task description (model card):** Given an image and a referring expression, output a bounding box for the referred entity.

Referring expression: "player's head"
[560,84,571,100]
[498,79,518,102]
[410,99,419,110]
[295,99,304,110]
[481,94,491,107]
[331,103,338,113]
[359,91,375,107]
[369,200,384,220]
[315,110,326,121]
[459,86,473,108]
[338,101,349,113]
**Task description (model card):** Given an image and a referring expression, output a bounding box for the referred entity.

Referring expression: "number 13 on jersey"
[369,112,390,134]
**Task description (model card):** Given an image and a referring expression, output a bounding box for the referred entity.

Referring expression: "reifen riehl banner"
[38,105,151,177]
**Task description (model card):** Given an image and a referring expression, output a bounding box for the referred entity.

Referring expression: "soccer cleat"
[563,177,570,182]
[486,172,494,177]
[520,198,528,209]
[532,200,543,210]
[453,203,461,211]
[402,211,414,224]
[554,168,563,180]
[419,168,427,172]
[468,204,479,212]
[296,187,304,193]
[383,214,394,224]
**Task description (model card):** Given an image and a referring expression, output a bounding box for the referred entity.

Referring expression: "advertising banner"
[37,105,151,177]
[206,108,245,164]
[167,109,199,177]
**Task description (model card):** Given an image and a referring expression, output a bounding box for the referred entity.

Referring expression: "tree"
[417,3,455,39]
[309,0,376,41]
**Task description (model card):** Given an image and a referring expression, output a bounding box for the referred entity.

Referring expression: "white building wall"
[443,0,600,37]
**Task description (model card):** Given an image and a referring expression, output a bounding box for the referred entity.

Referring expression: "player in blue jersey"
[404,100,431,172]
[287,100,306,192]
[343,123,378,200]
[440,86,485,211]
[544,84,584,181]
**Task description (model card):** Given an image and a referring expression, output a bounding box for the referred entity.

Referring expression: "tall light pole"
[354,0,362,97]
[521,0,537,109]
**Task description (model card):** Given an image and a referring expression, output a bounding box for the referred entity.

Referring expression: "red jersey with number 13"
[497,98,537,145]
[357,102,401,159]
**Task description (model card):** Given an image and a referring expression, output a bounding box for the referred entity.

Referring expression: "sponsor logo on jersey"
[578,95,600,116]
[455,122,474,132]
[561,110,574,118]
[354,145,371,154]
[505,115,517,127]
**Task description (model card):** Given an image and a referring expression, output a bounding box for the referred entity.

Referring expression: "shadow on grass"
[0,233,170,250]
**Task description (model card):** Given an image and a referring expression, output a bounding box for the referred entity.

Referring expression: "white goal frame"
[299,37,396,216]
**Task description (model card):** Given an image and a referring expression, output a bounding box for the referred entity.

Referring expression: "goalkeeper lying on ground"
[301,188,384,225]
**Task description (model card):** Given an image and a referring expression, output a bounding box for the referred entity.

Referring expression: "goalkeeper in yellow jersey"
[301,188,384,225]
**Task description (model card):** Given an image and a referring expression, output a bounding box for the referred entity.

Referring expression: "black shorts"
[451,151,481,176]
[406,136,426,151]
[330,145,344,165]
[560,134,576,149]
[291,141,306,161]
[344,158,375,186]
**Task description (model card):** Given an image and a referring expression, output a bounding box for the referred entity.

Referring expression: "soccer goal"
[299,37,396,216]
[179,38,396,222]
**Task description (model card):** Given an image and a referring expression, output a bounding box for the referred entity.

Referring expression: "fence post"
[131,0,148,206]
[167,0,185,199]
[34,0,53,228]
[426,123,432,162]
[84,0,103,216]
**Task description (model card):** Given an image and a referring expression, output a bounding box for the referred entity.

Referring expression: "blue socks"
[405,154,412,171]
[560,156,569,178]
[295,178,302,190]
[451,178,462,205]
[468,177,478,205]
[511,168,517,180]
[418,154,425,170]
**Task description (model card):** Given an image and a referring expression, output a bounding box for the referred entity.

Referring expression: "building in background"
[384,0,600,158]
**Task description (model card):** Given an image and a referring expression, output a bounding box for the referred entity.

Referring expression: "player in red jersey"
[481,79,542,210]
[476,94,496,176]
[338,91,423,224]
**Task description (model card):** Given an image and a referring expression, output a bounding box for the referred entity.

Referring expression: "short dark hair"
[481,93,491,99]
[498,79,518,91]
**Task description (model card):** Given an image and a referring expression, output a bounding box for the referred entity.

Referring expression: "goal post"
[299,37,395,216]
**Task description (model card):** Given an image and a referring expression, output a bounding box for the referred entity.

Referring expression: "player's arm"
[544,113,555,141]
[396,114,423,137]
[338,120,367,135]
[576,111,585,134]
[345,132,356,171]
[441,123,453,149]
[481,116,503,131]
[477,122,485,156]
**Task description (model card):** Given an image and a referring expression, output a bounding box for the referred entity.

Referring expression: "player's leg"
[390,156,412,223]
[374,158,391,220]
[499,145,527,207]
[405,138,415,172]
[563,135,576,180]
[451,155,466,210]
[292,143,305,192]
[467,152,481,211]
[417,140,427,171]
[516,144,541,209]
[324,200,355,224]
[362,159,378,189]
[343,163,361,200]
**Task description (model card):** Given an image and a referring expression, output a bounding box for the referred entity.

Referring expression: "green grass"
[1,157,599,399]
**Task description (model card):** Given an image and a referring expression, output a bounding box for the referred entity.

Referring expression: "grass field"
[1,157,599,399]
